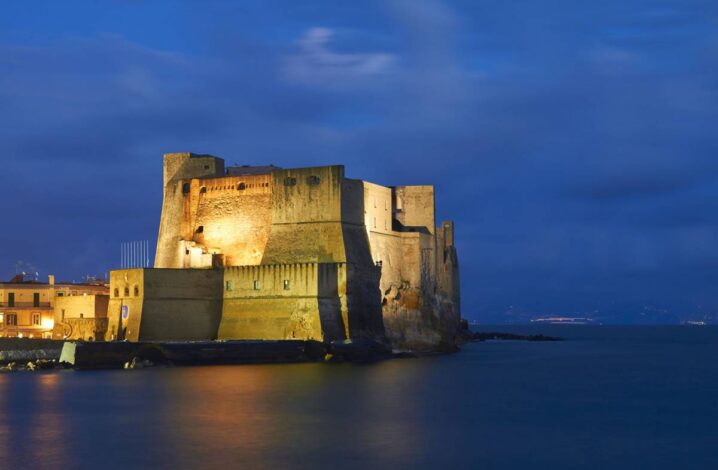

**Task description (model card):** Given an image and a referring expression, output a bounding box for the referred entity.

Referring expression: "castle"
[106,153,460,350]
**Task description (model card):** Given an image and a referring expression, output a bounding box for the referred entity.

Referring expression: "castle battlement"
[108,152,460,349]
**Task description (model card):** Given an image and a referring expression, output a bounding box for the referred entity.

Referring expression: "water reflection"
[2,328,717,469]
[29,373,73,467]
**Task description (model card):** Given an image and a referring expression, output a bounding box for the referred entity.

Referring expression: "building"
[108,152,460,350]
[0,274,108,339]
[53,294,110,341]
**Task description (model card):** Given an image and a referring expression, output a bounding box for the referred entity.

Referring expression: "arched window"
[182,183,190,194]
[134,285,139,297]
[196,226,204,234]
[124,287,129,297]
[238,182,246,190]
[200,186,207,193]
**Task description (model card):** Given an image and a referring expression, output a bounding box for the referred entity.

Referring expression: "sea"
[1,325,716,469]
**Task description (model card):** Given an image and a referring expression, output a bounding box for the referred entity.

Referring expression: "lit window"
[6,313,17,326]
[32,314,40,325]
[283,279,290,290]
[253,280,261,290]
[226,281,233,291]
[57,292,64,297]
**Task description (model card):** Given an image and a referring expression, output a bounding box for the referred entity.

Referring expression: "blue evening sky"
[2,1,717,323]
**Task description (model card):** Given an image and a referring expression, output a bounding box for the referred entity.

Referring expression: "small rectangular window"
[226,280,233,291]
[283,279,290,290]
[57,292,64,297]
[33,293,40,307]
[6,313,17,326]
[7,293,14,307]
[32,314,40,325]
[253,280,261,290]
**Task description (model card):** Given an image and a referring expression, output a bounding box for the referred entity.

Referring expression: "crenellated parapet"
[145,152,460,350]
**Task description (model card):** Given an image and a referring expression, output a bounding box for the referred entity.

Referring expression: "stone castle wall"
[143,152,459,350]
[106,269,223,342]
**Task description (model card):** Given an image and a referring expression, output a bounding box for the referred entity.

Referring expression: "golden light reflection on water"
[29,373,73,467]
[153,361,430,467]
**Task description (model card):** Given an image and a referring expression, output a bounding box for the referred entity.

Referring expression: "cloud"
[282,27,396,86]
[1,0,718,322]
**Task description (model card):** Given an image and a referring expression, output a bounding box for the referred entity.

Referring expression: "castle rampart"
[124,152,460,350]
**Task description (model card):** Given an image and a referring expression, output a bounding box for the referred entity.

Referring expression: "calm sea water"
[1,326,716,469]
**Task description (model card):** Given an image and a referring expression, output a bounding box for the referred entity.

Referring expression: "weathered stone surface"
[114,153,461,352]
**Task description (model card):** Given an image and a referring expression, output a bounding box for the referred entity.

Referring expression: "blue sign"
[121,305,129,320]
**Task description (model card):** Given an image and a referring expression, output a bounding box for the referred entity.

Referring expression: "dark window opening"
[134,286,139,297]
[124,287,130,297]
[307,175,321,185]
[253,280,261,290]
[284,177,297,186]
[200,186,207,193]
[33,293,40,307]
[7,293,14,307]
[204,165,210,170]
[182,182,190,194]
[114,288,119,297]
[196,226,204,234]
[185,249,190,255]
[238,182,246,190]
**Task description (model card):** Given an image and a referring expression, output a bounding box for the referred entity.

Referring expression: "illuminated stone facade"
[110,152,460,349]
[0,275,108,339]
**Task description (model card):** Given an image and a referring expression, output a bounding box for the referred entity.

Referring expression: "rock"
[124,357,153,369]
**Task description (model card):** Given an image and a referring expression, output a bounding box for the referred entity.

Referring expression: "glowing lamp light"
[0,313,4,323]
[18,333,23,339]
[42,318,55,330]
